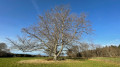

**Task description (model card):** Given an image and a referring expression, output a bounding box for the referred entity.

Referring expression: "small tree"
[8,5,92,60]
[67,45,79,57]
[0,43,10,57]
[0,43,7,51]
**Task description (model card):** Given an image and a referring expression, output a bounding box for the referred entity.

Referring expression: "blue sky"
[0,0,120,54]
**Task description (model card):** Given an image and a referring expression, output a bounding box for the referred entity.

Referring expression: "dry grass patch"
[18,59,83,64]
[89,59,120,65]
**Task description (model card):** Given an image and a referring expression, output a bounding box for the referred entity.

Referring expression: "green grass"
[91,57,120,65]
[0,57,120,67]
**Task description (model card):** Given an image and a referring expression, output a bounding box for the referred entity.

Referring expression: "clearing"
[0,57,120,67]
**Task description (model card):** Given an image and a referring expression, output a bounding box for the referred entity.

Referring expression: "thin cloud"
[102,39,120,46]
[31,0,40,15]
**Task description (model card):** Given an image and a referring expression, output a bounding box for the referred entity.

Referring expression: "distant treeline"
[67,45,120,58]
[0,51,42,57]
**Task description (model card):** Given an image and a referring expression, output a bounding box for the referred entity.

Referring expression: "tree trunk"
[53,44,58,61]
[54,54,57,61]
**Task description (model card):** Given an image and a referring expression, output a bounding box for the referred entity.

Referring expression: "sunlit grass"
[0,57,120,67]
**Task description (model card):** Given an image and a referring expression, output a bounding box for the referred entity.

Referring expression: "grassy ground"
[91,57,120,65]
[0,57,120,67]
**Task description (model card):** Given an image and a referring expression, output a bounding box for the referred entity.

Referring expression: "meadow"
[0,57,120,67]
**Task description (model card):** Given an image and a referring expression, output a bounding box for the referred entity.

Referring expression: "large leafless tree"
[8,5,92,60]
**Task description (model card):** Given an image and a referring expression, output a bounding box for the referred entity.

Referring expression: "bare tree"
[0,43,7,51]
[8,5,92,60]
[79,43,90,58]
[7,36,41,52]
[43,42,54,57]
[0,43,10,54]
[67,45,79,57]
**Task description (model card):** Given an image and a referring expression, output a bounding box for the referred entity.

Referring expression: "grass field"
[0,57,120,67]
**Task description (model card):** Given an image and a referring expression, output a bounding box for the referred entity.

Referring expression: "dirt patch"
[18,59,83,64]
